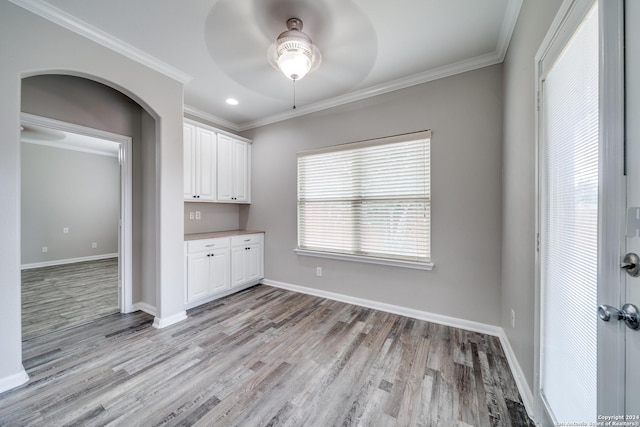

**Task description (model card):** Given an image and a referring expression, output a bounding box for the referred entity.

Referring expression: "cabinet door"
[231,246,247,287]
[217,135,250,203]
[233,140,249,203]
[245,243,263,282]
[187,252,211,302]
[183,123,196,199]
[209,248,230,293]
[196,128,217,201]
[231,246,250,287]
[217,134,234,201]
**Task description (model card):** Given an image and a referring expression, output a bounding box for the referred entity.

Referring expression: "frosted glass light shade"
[277,50,312,80]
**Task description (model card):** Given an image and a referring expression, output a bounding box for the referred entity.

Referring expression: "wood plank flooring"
[21,258,119,340]
[1,285,534,426]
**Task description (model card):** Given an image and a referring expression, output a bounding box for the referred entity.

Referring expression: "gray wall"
[184,203,240,234]
[242,64,504,326]
[501,0,562,392]
[1,0,185,389]
[21,142,120,265]
[138,110,158,306]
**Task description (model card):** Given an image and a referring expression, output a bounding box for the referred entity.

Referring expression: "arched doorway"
[19,74,156,339]
[0,3,188,391]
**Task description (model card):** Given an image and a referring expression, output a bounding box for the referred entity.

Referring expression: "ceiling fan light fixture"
[277,49,312,81]
[274,18,318,81]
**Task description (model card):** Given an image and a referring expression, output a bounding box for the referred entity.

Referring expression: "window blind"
[297,131,430,264]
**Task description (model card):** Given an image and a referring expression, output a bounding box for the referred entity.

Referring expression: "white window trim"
[294,248,434,270]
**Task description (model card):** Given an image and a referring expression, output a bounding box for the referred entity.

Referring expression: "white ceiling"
[11,0,522,131]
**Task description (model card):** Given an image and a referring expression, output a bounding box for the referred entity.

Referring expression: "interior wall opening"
[20,118,123,340]
[20,74,158,341]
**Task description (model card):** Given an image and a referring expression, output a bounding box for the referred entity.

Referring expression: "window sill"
[294,249,434,271]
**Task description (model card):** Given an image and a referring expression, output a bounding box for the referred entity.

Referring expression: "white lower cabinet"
[185,233,264,308]
[186,238,230,304]
[231,234,264,288]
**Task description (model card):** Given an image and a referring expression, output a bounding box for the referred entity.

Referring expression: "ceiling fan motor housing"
[276,18,314,80]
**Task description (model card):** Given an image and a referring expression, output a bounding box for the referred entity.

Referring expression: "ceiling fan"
[267,17,322,108]
[204,0,377,108]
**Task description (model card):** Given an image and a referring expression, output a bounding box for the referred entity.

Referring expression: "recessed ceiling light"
[226,98,239,106]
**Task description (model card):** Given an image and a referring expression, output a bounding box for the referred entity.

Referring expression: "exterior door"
[623,0,640,414]
[536,0,627,423]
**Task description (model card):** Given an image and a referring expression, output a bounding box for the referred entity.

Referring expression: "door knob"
[621,252,640,277]
[598,303,640,330]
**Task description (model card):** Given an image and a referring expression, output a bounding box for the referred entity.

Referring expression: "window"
[296,131,431,269]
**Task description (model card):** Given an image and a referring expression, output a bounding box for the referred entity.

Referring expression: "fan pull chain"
[292,78,297,110]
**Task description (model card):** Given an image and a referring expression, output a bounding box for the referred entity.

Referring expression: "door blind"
[540,4,598,423]
[297,131,430,264]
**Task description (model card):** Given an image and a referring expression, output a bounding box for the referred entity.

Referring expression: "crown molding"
[183,105,241,133]
[20,112,126,157]
[496,0,524,61]
[21,139,119,158]
[8,0,192,84]
[237,50,503,131]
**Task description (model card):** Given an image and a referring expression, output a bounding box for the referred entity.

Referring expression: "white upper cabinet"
[217,134,251,203]
[184,120,251,204]
[184,122,216,201]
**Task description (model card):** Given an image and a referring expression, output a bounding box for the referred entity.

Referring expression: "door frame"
[534,0,625,422]
[20,112,134,314]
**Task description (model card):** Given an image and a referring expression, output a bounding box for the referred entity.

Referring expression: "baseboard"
[184,280,262,310]
[496,329,535,422]
[21,253,118,270]
[0,368,29,395]
[262,278,502,336]
[152,311,188,329]
[131,302,156,316]
[261,278,534,421]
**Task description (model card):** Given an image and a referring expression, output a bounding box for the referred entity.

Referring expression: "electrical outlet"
[189,212,194,220]
[316,267,322,277]
[511,309,516,329]
[42,246,48,253]
[195,211,201,220]
[92,242,97,248]
[63,227,69,234]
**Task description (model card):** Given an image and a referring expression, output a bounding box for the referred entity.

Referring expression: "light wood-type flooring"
[1,285,534,426]
[21,258,119,340]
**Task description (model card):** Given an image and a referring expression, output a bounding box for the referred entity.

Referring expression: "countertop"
[184,230,264,241]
